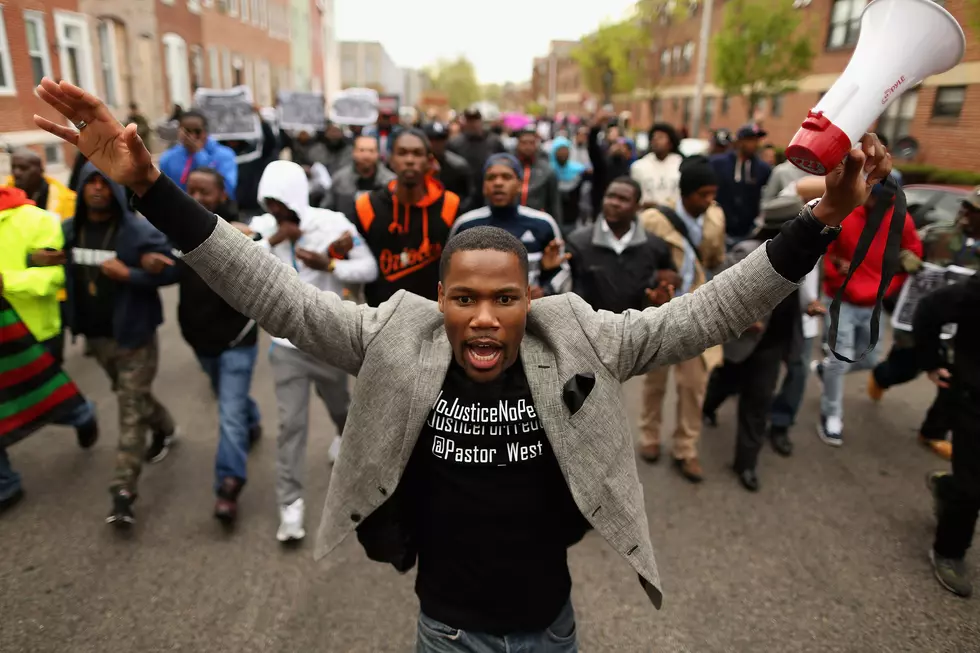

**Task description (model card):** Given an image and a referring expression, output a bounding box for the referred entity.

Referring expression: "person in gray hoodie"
[321,134,395,219]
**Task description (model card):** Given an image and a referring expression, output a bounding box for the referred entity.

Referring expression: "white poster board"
[891,262,976,338]
[330,87,379,127]
[277,91,325,132]
[192,86,261,141]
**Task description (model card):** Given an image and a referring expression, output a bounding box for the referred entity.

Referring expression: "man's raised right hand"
[32,77,159,196]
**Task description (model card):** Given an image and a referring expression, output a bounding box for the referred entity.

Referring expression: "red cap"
[784,111,852,177]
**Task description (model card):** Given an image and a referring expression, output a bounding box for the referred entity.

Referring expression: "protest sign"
[192,86,261,141]
[378,94,400,116]
[330,88,379,126]
[891,262,975,338]
[278,91,326,132]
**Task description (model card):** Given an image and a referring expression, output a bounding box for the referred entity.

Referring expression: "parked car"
[903,184,971,230]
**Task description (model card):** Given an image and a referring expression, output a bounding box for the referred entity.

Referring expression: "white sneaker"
[328,436,342,464]
[276,498,305,542]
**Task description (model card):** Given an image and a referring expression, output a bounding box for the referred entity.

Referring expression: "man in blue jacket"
[63,163,180,527]
[159,109,238,197]
[710,124,772,245]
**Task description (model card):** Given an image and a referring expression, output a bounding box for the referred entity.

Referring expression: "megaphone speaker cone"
[787,0,966,176]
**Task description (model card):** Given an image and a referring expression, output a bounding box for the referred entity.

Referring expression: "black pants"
[703,344,784,473]
[933,391,980,560]
[874,342,953,441]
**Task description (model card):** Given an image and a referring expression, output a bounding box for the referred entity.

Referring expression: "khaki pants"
[639,356,709,460]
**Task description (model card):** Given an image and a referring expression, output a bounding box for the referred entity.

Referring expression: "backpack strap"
[658,205,702,263]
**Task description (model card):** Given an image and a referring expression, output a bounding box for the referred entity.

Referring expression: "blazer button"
[350,513,362,523]
[378,486,388,496]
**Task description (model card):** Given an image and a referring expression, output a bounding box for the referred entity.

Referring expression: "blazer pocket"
[562,372,596,416]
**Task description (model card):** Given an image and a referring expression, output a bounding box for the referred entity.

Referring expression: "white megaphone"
[785,0,965,176]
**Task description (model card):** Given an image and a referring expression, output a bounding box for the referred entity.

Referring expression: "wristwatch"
[802,198,842,237]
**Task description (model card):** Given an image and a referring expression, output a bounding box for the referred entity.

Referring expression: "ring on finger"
[75,120,88,131]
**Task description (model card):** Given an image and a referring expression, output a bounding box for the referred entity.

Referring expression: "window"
[55,12,96,91]
[162,33,191,109]
[222,48,232,87]
[241,0,249,21]
[826,0,865,49]
[259,0,268,28]
[208,46,219,86]
[229,0,240,17]
[97,21,119,107]
[0,9,12,95]
[877,88,917,143]
[190,46,204,90]
[682,97,692,129]
[188,0,202,13]
[217,0,228,12]
[24,12,52,86]
[681,41,695,74]
[660,49,671,76]
[252,0,260,24]
[703,96,715,126]
[721,95,730,116]
[44,144,64,165]
[652,97,663,121]
[770,93,784,117]
[932,85,965,118]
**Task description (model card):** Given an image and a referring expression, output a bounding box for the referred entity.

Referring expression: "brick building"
[533,0,980,170]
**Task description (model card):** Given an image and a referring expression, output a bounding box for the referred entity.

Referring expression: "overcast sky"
[334,0,639,85]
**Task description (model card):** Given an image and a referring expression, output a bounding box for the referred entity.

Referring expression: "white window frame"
[241,0,249,22]
[162,32,191,109]
[251,0,260,25]
[54,11,96,92]
[229,0,240,17]
[259,0,268,28]
[0,8,13,96]
[24,11,53,87]
[221,48,232,88]
[188,0,202,14]
[96,19,120,107]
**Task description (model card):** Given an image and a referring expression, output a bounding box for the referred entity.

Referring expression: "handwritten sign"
[330,88,379,126]
[193,86,260,141]
[278,91,325,132]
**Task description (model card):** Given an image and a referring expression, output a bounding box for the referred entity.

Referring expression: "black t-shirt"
[73,220,118,338]
[410,359,590,635]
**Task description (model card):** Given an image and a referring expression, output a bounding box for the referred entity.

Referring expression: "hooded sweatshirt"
[250,161,378,348]
[64,163,178,348]
[0,188,65,342]
[159,136,239,197]
[353,176,460,306]
[630,151,683,207]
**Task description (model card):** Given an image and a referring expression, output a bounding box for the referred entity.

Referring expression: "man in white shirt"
[248,161,378,543]
[630,123,683,209]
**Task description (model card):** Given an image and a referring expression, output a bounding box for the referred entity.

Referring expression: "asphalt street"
[2,287,978,653]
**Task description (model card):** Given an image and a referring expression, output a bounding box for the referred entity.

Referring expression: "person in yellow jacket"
[7,148,77,220]
[0,185,98,513]
[637,157,726,483]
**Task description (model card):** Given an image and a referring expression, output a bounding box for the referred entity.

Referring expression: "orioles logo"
[379,242,444,282]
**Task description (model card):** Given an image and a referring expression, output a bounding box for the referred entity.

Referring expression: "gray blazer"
[181,219,800,610]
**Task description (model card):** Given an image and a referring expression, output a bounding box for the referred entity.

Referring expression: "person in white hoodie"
[247,161,378,542]
[631,123,683,209]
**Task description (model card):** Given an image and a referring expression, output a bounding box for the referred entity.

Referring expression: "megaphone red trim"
[785,111,852,177]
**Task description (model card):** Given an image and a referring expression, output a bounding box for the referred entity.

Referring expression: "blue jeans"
[770,337,815,429]
[0,449,21,502]
[196,345,260,492]
[820,298,882,421]
[416,600,577,653]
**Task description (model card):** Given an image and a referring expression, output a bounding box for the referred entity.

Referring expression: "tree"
[712,0,815,119]
[573,19,649,103]
[525,101,547,117]
[424,56,482,111]
[481,83,503,104]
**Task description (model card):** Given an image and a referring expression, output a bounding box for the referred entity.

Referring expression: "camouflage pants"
[87,335,175,495]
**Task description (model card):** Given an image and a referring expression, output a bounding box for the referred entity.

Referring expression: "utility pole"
[690,0,715,139]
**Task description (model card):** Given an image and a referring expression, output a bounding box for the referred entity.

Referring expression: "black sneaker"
[145,427,177,463]
[105,490,135,527]
[76,418,99,449]
[930,550,973,598]
[770,425,793,457]
[0,488,25,514]
[248,424,262,451]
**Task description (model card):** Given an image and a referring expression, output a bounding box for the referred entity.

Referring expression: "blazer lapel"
[398,326,452,468]
[520,336,570,468]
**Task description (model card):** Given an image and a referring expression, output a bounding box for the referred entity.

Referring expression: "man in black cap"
[710,123,772,244]
[631,123,682,209]
[448,108,506,208]
[426,122,474,211]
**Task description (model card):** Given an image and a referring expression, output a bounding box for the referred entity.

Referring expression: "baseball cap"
[736,123,768,140]
[713,128,733,148]
[424,122,450,140]
[963,186,980,210]
[463,108,482,120]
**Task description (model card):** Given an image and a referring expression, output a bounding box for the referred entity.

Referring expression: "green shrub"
[895,163,980,186]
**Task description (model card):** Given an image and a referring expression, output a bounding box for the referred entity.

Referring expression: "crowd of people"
[1,76,978,651]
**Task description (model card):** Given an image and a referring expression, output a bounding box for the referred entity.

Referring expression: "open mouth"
[465,339,503,371]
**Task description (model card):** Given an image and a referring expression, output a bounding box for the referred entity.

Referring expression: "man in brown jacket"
[638,157,726,482]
